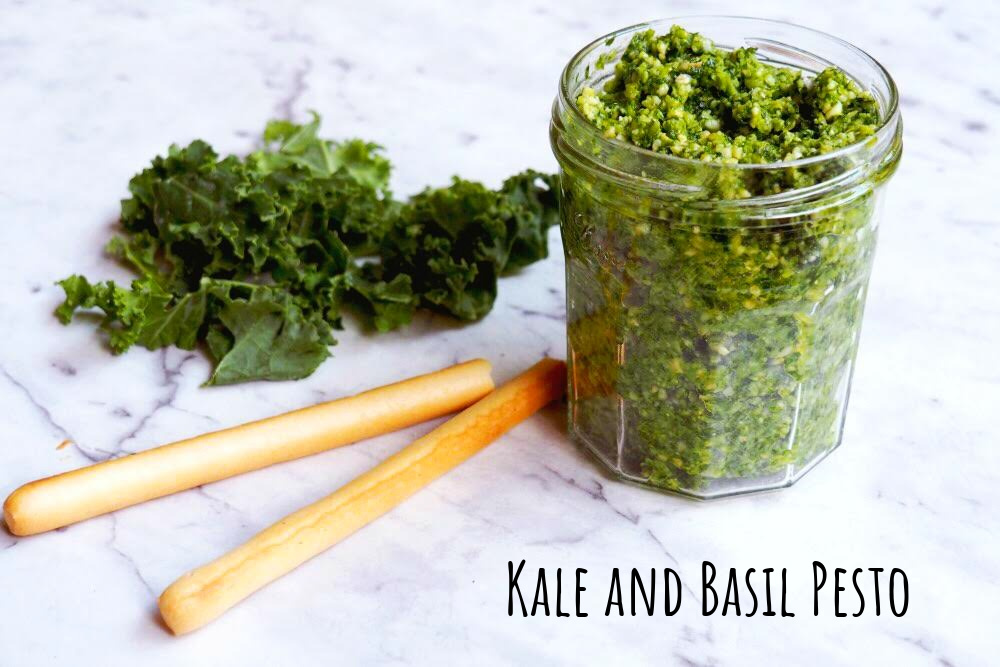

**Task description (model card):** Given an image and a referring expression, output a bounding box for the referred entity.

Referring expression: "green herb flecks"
[561,25,898,494]
[578,25,880,170]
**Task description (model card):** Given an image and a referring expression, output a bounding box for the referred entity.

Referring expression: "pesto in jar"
[578,25,880,173]
[555,24,899,496]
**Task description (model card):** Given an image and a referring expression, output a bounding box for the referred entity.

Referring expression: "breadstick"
[158,358,566,635]
[3,359,494,537]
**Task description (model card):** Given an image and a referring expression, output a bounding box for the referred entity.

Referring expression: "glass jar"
[550,17,902,498]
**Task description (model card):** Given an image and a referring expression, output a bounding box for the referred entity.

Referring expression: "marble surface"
[1,0,997,664]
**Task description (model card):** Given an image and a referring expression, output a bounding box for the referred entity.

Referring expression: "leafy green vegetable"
[360,169,559,323]
[57,114,558,385]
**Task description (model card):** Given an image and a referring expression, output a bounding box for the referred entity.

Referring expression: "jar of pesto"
[550,17,902,498]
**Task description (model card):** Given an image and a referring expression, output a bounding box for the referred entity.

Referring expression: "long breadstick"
[3,359,494,537]
[158,358,566,635]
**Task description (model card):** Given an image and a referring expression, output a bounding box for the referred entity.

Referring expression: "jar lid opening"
[553,16,902,201]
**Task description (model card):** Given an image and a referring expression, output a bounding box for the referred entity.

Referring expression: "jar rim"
[557,16,901,175]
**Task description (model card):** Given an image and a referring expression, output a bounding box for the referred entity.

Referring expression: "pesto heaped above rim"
[576,25,880,166]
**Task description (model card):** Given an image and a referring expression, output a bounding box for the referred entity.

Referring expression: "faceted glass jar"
[550,17,902,498]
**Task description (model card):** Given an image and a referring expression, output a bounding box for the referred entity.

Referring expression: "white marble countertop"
[1,1,997,664]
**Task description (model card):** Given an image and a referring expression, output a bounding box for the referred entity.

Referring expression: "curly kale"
[56,114,558,385]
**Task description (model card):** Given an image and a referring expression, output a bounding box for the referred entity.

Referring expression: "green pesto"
[578,25,880,171]
[559,25,895,495]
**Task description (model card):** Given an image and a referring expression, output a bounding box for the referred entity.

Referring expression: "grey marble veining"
[1,0,997,664]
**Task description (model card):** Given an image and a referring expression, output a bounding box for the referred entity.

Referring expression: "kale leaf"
[56,115,558,384]
[363,169,558,322]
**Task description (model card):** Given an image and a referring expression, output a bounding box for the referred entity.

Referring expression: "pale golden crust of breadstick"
[3,359,494,536]
[158,358,566,635]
